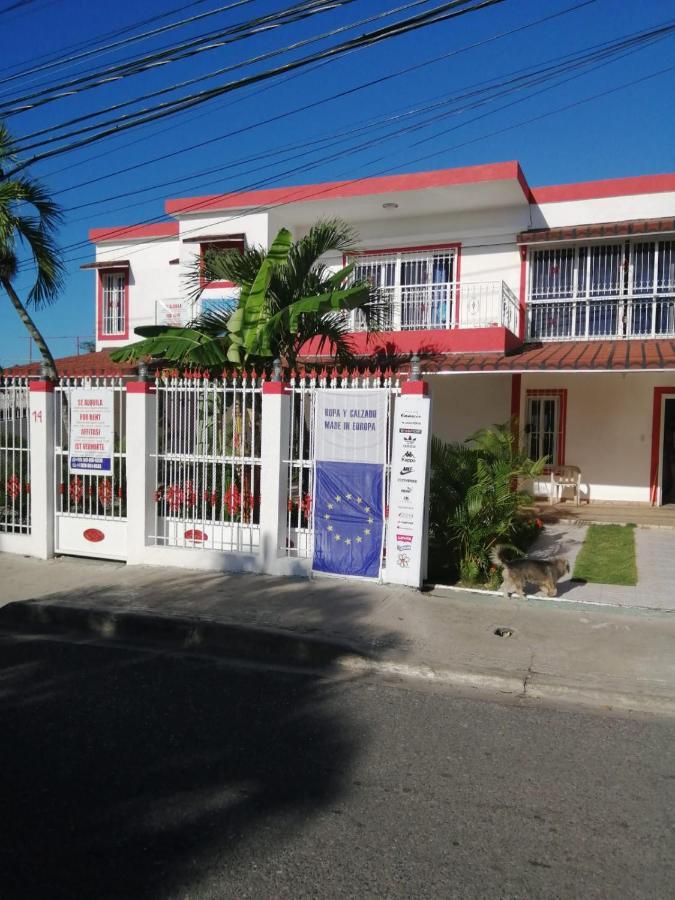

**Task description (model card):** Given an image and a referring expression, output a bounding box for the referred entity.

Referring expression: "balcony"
[527,293,675,342]
[349,280,520,335]
[152,281,523,360]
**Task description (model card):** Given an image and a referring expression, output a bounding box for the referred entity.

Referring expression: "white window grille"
[349,248,456,331]
[527,239,675,340]
[101,272,127,336]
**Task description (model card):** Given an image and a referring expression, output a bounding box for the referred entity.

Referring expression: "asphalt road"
[0,631,673,900]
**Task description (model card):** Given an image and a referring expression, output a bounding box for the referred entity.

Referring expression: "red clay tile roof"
[518,217,675,245]
[4,350,140,377]
[6,340,675,378]
[422,340,675,373]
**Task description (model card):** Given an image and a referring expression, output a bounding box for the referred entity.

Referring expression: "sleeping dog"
[490,547,570,598]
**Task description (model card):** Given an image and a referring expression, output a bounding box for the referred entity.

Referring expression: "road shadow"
[0,631,368,899]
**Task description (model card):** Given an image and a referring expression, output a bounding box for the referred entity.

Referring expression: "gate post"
[384,371,432,589]
[259,377,290,574]
[125,379,157,565]
[28,379,55,560]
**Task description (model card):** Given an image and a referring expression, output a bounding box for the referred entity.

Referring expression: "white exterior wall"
[428,374,512,445]
[532,190,675,229]
[95,237,180,351]
[520,372,675,503]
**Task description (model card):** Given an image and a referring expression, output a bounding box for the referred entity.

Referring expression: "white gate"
[284,370,400,560]
[1,377,30,536]
[54,377,127,560]
[151,374,262,552]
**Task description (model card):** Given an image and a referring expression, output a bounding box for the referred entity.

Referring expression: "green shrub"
[428,422,545,585]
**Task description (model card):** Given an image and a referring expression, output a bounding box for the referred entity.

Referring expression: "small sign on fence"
[385,394,431,587]
[311,389,388,579]
[69,388,114,474]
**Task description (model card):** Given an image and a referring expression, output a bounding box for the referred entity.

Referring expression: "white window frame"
[525,394,560,466]
[101,271,127,337]
[348,247,457,331]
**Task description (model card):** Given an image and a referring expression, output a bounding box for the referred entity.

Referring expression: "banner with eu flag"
[312,390,388,579]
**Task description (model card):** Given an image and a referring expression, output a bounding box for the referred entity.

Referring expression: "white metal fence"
[285,371,400,559]
[54,378,127,521]
[0,377,30,534]
[152,374,262,552]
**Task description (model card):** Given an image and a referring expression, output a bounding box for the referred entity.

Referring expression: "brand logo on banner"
[69,388,114,474]
[312,390,388,579]
[385,396,431,586]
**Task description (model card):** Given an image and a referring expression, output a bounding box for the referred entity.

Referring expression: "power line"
[14,0,432,146]
[1,0,355,113]
[0,0,254,91]
[4,0,508,176]
[61,16,663,220]
[33,0,595,188]
[0,0,214,79]
[20,52,675,278]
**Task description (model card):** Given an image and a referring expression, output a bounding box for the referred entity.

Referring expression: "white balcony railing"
[153,282,521,339]
[351,281,519,334]
[527,293,675,342]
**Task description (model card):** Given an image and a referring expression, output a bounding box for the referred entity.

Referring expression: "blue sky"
[2,0,675,367]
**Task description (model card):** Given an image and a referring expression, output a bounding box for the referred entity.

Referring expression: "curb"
[0,600,362,671]
[338,657,675,717]
[1,600,673,718]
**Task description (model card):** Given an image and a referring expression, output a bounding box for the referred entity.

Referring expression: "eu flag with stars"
[313,461,384,578]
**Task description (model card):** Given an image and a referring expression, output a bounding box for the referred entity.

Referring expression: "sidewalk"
[1,553,674,715]
[529,522,675,610]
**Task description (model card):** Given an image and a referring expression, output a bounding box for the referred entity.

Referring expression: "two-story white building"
[78,160,675,509]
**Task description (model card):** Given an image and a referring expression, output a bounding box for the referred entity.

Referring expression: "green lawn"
[572,524,638,586]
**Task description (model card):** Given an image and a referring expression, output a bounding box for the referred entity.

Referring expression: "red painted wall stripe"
[165,161,527,214]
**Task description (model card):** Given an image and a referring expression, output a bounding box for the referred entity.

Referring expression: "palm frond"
[110,326,230,366]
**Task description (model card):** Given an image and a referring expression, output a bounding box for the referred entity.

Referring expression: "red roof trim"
[531,173,675,205]
[89,222,179,243]
[165,161,528,214]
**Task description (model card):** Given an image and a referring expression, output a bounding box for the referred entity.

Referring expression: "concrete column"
[384,379,432,589]
[125,380,157,565]
[27,379,55,559]
[258,381,290,574]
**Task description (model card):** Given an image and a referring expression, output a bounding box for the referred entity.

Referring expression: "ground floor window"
[525,389,566,466]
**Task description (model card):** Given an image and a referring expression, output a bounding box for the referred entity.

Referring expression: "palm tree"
[111,219,384,370]
[0,124,64,379]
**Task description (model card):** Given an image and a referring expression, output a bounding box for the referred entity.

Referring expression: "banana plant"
[110,219,385,370]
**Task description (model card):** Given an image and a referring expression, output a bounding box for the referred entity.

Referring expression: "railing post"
[125,372,157,565]
[27,377,55,559]
[259,366,291,574]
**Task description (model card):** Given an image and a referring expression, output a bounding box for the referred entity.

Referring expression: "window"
[525,390,566,467]
[200,238,245,289]
[99,270,128,338]
[349,246,458,330]
[528,239,675,340]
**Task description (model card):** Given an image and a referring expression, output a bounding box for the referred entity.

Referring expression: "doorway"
[661,399,675,505]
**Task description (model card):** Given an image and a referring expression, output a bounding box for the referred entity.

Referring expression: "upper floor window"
[527,239,675,341]
[529,239,675,301]
[99,270,127,338]
[349,246,457,330]
[200,237,245,289]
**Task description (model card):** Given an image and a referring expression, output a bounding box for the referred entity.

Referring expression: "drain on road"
[494,627,514,638]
